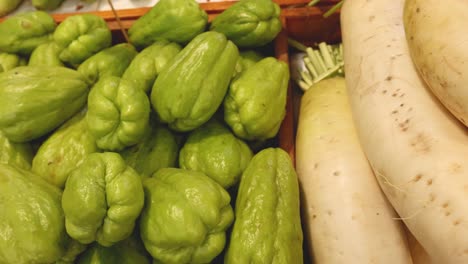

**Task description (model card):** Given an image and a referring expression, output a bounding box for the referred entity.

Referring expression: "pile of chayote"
[0,0,303,263]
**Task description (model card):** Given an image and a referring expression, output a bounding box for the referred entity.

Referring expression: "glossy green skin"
[0,0,23,17]
[0,164,70,264]
[225,148,303,264]
[128,0,208,48]
[0,130,33,169]
[151,31,239,132]
[120,124,178,178]
[28,41,64,66]
[0,52,26,72]
[32,109,100,188]
[62,152,145,247]
[32,0,65,10]
[0,66,89,142]
[122,40,181,93]
[0,11,56,55]
[210,0,281,48]
[140,168,234,264]
[224,57,289,140]
[87,76,150,151]
[179,120,253,188]
[54,14,112,66]
[78,43,138,85]
[77,235,151,264]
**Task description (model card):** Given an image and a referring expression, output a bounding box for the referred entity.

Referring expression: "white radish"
[341,0,468,262]
[296,77,413,264]
[404,0,468,126]
[406,229,433,264]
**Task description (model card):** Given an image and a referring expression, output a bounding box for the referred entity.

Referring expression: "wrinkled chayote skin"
[0,130,33,169]
[76,233,151,264]
[0,52,27,72]
[0,0,23,17]
[151,31,239,132]
[54,14,112,66]
[140,168,234,264]
[224,57,289,140]
[179,120,253,188]
[236,50,264,74]
[32,0,65,10]
[129,0,208,48]
[28,41,64,66]
[225,148,303,264]
[210,0,281,48]
[122,40,181,93]
[78,43,138,85]
[0,164,71,264]
[0,66,89,142]
[0,11,56,55]
[62,152,145,247]
[87,76,150,151]
[120,123,178,178]
[32,109,100,188]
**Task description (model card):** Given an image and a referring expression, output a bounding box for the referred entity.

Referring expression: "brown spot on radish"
[416,7,420,13]
[376,212,380,216]
[392,93,397,97]
[445,211,451,216]
[427,179,433,186]
[382,90,387,94]
[333,171,340,176]
[410,133,432,154]
[454,220,460,226]
[400,103,404,107]
[399,93,405,98]
[391,110,398,114]
[402,127,408,132]
[442,202,449,209]
[312,214,317,219]
[314,163,319,169]
[351,215,356,220]
[450,163,462,174]
[327,210,332,216]
[386,76,393,81]
[413,174,422,182]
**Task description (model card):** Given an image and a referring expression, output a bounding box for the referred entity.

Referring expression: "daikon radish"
[341,0,468,262]
[296,77,413,264]
[406,229,433,264]
[404,0,468,126]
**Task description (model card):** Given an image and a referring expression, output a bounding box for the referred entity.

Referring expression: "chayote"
[54,14,112,66]
[0,52,26,72]
[0,0,23,17]
[78,43,138,85]
[76,234,151,264]
[0,66,89,142]
[122,40,181,93]
[128,0,208,48]
[151,31,239,132]
[237,50,264,73]
[179,120,253,189]
[32,0,65,10]
[87,76,150,151]
[32,109,100,188]
[28,41,64,66]
[140,168,234,264]
[0,164,73,263]
[120,123,178,178]
[62,152,145,247]
[224,57,289,140]
[0,130,33,169]
[225,148,303,264]
[0,11,56,55]
[210,0,281,48]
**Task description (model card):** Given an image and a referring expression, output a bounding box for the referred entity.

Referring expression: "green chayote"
[237,50,264,74]
[0,130,33,169]
[54,14,112,66]
[224,57,289,140]
[179,120,253,188]
[122,40,181,93]
[151,31,239,132]
[76,234,151,264]
[0,0,23,17]
[0,66,89,142]
[32,0,65,10]
[62,152,145,247]
[120,123,178,178]
[0,52,26,72]
[140,168,234,264]
[0,164,71,263]
[225,148,303,264]
[28,41,64,66]
[0,11,56,55]
[210,0,281,48]
[78,43,138,85]
[32,109,100,188]
[87,76,150,151]
[128,0,208,48]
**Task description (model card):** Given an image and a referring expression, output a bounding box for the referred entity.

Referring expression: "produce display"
[0,0,301,263]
